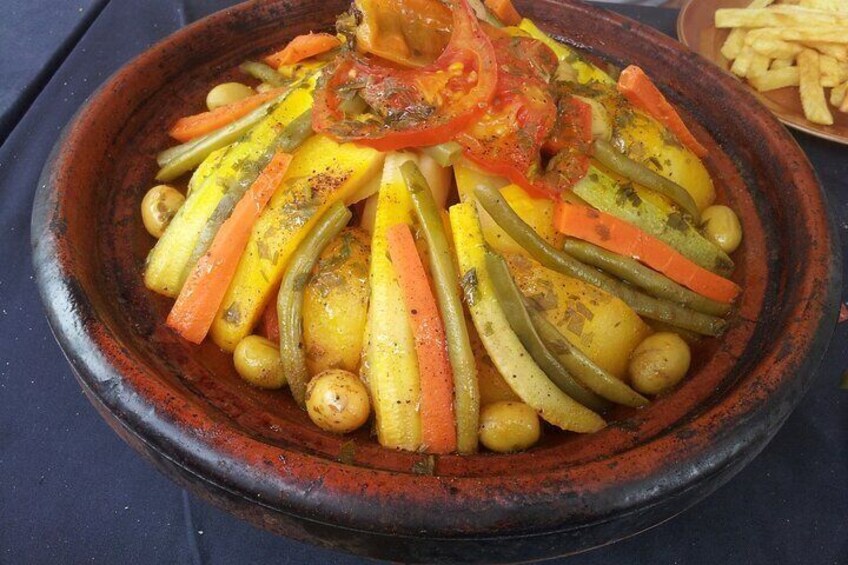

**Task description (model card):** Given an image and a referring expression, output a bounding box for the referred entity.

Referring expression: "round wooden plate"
[31,0,840,562]
[678,0,848,145]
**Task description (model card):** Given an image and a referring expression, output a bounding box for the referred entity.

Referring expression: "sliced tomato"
[458,34,594,199]
[313,0,497,151]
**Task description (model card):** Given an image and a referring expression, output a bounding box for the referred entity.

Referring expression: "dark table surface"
[1,1,846,563]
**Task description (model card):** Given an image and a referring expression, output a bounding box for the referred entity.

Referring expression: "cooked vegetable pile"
[141,0,744,454]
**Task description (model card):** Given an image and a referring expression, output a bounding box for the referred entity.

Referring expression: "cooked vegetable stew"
[141,0,743,454]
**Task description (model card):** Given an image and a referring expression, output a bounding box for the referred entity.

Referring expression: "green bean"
[278,201,352,406]
[474,183,726,336]
[562,238,731,317]
[420,141,463,167]
[485,251,609,412]
[401,161,479,453]
[593,139,701,222]
[182,110,314,281]
[239,60,289,87]
[155,87,298,181]
[523,298,648,407]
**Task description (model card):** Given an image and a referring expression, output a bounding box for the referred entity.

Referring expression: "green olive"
[205,82,255,110]
[628,332,691,395]
[234,335,286,389]
[141,185,184,239]
[305,369,370,434]
[478,401,541,453]
[701,205,742,253]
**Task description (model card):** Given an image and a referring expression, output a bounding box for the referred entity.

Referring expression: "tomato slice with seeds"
[457,35,576,199]
[312,0,497,151]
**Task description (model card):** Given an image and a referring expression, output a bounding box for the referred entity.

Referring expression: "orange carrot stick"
[616,65,709,158]
[554,202,740,304]
[264,33,340,69]
[166,152,293,343]
[168,87,287,142]
[484,0,522,26]
[386,223,457,454]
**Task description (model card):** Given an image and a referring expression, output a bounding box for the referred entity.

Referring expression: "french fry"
[797,49,834,124]
[731,45,757,77]
[720,0,776,60]
[773,28,848,44]
[722,29,749,61]
[746,33,804,59]
[748,53,772,77]
[803,42,848,59]
[830,81,848,107]
[819,55,848,87]
[716,7,848,28]
[748,66,800,91]
[841,90,848,112]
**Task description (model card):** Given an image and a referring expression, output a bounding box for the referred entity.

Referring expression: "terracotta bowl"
[31,0,840,562]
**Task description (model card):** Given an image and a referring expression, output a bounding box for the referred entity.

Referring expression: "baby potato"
[234,335,286,389]
[507,253,651,378]
[306,369,371,433]
[478,401,541,453]
[206,82,254,110]
[302,228,371,375]
[628,332,691,395]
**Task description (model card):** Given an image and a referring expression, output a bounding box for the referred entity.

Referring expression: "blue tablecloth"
[1,1,846,563]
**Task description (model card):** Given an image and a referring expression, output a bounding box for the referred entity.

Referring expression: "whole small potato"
[306,369,371,434]
[206,82,254,110]
[628,332,691,395]
[478,401,541,453]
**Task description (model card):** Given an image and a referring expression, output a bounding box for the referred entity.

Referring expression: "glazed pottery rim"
[31,0,840,541]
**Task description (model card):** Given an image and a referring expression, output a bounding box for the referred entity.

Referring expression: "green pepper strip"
[401,161,480,454]
[278,201,352,407]
[562,238,731,317]
[485,251,609,412]
[421,142,463,167]
[593,138,701,222]
[156,83,303,181]
[239,60,290,87]
[182,110,314,282]
[522,298,648,407]
[474,184,726,336]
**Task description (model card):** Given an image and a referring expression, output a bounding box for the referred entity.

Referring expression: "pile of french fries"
[716,0,848,126]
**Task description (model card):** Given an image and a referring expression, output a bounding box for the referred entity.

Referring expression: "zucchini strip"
[278,201,352,407]
[364,153,423,451]
[401,161,479,454]
[473,183,726,336]
[450,202,605,433]
[485,251,609,411]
